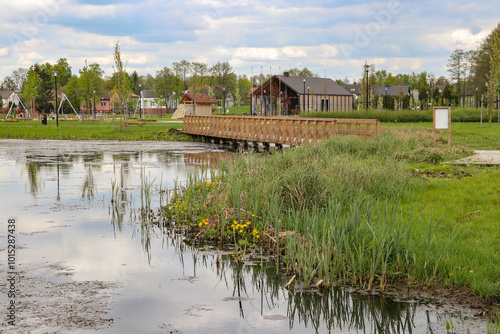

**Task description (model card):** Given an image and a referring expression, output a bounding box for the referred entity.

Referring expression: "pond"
[0,139,487,333]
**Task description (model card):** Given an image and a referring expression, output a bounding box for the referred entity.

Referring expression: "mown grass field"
[0,117,187,141]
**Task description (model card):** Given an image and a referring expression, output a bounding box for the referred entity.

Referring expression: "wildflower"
[469,270,474,273]
[449,273,453,276]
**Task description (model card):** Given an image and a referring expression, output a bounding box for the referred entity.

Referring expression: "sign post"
[433,107,451,146]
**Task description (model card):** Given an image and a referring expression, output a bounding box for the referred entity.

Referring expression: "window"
[101,102,106,107]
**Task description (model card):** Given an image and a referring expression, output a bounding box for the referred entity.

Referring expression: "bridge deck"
[181,115,380,146]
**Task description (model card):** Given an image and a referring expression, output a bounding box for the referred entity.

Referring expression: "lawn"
[0,117,187,141]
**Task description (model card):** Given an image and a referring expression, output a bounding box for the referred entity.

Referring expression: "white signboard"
[434,108,449,129]
[433,107,451,146]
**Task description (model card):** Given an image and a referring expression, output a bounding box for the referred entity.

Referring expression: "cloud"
[1,0,500,82]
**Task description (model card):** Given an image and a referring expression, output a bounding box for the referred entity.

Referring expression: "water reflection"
[0,140,484,334]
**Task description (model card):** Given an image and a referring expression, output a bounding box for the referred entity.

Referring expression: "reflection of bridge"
[183,151,233,168]
[182,115,380,149]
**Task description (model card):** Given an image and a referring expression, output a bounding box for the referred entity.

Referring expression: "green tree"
[80,60,104,117]
[21,70,42,115]
[190,62,208,93]
[486,27,500,126]
[172,60,191,89]
[53,58,72,87]
[112,41,131,122]
[32,63,55,112]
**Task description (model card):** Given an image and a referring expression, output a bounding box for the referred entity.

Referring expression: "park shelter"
[251,73,354,115]
[174,93,216,118]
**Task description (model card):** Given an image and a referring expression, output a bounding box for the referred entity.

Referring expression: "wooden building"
[251,73,354,115]
[176,93,216,117]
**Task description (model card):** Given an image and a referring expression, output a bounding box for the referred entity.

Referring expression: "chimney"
[284,72,290,77]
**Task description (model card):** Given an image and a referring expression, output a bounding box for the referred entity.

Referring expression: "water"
[0,139,486,333]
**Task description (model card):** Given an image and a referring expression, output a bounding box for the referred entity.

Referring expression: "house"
[0,90,16,111]
[188,85,234,108]
[343,84,362,100]
[372,84,410,97]
[172,93,216,119]
[251,73,354,115]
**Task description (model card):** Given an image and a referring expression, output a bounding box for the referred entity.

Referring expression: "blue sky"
[1,0,499,83]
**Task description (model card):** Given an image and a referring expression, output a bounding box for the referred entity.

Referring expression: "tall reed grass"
[162,128,482,296]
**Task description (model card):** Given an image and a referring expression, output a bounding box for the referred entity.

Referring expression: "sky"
[1,0,499,83]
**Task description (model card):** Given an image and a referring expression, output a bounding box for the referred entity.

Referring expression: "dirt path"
[453,150,500,165]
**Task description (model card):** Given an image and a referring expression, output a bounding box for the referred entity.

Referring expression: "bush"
[303,108,483,123]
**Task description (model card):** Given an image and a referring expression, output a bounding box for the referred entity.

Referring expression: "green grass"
[383,122,500,150]
[0,118,188,141]
[162,127,500,300]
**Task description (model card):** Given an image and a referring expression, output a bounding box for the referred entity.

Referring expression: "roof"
[247,87,258,98]
[343,84,362,95]
[373,85,410,96]
[142,90,156,99]
[180,93,217,105]
[0,90,14,99]
[254,75,353,96]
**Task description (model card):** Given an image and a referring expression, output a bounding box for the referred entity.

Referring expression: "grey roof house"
[251,73,354,115]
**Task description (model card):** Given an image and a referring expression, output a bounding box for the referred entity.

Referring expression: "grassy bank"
[163,128,500,303]
[0,118,188,141]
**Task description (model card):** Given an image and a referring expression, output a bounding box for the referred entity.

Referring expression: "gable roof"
[373,85,410,96]
[142,90,156,99]
[180,93,216,105]
[0,90,14,99]
[254,75,353,96]
[343,84,362,95]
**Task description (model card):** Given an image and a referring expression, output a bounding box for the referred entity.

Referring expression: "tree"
[11,68,28,91]
[237,75,252,104]
[486,26,500,126]
[80,60,104,116]
[21,70,42,115]
[0,77,16,91]
[190,62,208,93]
[53,58,72,87]
[210,61,236,97]
[112,41,131,121]
[32,63,55,113]
[155,66,177,109]
[285,67,318,77]
[172,60,191,89]
[447,49,465,102]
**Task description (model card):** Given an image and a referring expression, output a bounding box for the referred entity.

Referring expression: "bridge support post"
[239,141,249,151]
[263,142,270,152]
[252,141,259,152]
[230,140,238,150]
[276,143,283,151]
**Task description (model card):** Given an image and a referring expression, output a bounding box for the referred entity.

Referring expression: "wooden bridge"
[181,115,380,149]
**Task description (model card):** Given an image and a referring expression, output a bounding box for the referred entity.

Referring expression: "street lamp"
[139,83,142,119]
[53,71,58,127]
[223,88,226,115]
[93,90,96,119]
[303,79,306,112]
[263,90,266,116]
[364,64,370,110]
[160,95,163,117]
[307,86,310,112]
[476,87,479,109]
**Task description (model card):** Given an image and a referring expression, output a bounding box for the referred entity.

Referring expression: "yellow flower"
[469,270,474,273]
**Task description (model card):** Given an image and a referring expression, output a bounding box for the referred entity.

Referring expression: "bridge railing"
[182,116,380,145]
